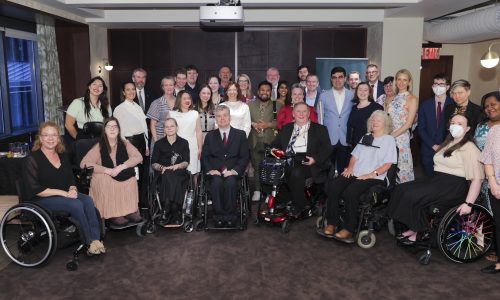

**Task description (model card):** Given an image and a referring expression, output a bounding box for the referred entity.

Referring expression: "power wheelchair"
[316,161,399,248]
[255,148,325,233]
[195,171,250,231]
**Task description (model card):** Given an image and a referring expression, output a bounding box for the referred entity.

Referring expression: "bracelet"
[465,202,473,207]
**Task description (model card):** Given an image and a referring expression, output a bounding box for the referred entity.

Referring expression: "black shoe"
[398,236,416,246]
[395,233,407,241]
[481,264,500,274]
[215,220,224,228]
[288,207,301,218]
[226,220,235,228]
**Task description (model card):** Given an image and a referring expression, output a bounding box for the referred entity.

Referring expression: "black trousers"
[208,175,239,222]
[490,190,500,258]
[325,175,384,232]
[285,154,312,210]
[331,141,350,175]
[126,134,147,207]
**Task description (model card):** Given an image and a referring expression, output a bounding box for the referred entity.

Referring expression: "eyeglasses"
[432,83,447,87]
[40,134,58,138]
[105,125,119,129]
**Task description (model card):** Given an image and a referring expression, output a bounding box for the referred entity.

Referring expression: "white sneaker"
[252,191,261,202]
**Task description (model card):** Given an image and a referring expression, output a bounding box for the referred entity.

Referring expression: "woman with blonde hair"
[385,69,418,183]
[237,73,254,103]
[23,122,104,255]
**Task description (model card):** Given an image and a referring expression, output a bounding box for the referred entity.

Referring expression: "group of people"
[22,63,500,275]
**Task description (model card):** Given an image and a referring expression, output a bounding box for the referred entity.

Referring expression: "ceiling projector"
[200,4,244,27]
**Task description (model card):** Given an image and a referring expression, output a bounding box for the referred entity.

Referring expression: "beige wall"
[367,22,383,69]
[441,38,500,104]
[381,17,424,98]
[88,25,109,82]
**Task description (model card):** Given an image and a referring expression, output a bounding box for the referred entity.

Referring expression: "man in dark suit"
[305,74,321,108]
[366,64,385,100]
[418,73,453,177]
[202,105,250,228]
[271,102,332,215]
[132,67,153,210]
[132,68,153,114]
[442,79,483,134]
[184,64,201,105]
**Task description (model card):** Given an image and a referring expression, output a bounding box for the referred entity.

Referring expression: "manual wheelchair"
[142,170,197,234]
[0,179,104,271]
[397,202,494,265]
[195,171,250,231]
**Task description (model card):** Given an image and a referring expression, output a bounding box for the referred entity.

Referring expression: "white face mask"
[432,86,447,96]
[449,124,465,138]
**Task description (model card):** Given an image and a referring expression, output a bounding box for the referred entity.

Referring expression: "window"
[0,29,43,138]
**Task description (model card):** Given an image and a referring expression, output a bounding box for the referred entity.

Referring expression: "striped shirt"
[147,96,173,140]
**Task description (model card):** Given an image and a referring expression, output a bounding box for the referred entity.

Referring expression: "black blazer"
[376,80,385,99]
[133,89,154,114]
[271,122,332,182]
[202,127,250,176]
[442,101,483,133]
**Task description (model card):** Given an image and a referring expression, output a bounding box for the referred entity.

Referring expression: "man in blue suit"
[418,73,453,177]
[318,66,354,174]
[366,64,385,100]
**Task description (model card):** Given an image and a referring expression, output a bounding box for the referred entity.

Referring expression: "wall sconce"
[480,42,500,68]
[104,62,114,71]
[98,60,114,74]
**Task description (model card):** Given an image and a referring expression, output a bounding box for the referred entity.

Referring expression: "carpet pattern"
[0,214,499,300]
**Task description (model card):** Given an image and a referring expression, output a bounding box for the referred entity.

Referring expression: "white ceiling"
[6,0,491,28]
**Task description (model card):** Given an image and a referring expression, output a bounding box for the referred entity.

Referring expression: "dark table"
[0,157,24,195]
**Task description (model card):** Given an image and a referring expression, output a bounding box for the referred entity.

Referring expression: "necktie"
[272,86,277,100]
[436,102,442,128]
[138,90,145,111]
[285,127,301,165]
[223,132,228,147]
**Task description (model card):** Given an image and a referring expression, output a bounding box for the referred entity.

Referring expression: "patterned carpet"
[0,212,498,300]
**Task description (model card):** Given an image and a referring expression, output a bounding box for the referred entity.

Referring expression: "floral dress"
[388,92,415,183]
[475,122,491,211]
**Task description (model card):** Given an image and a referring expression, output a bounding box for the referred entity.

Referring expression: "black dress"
[151,136,190,208]
[347,101,384,147]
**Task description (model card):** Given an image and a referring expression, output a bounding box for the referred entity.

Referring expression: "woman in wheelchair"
[80,117,143,227]
[323,110,397,243]
[23,122,104,255]
[150,118,190,225]
[387,113,484,245]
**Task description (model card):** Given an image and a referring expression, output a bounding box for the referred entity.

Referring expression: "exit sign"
[422,48,441,60]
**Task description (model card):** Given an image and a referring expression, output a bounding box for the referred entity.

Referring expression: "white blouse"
[218,101,251,137]
[113,100,149,147]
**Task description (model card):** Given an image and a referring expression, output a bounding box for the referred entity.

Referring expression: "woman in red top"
[277,83,318,130]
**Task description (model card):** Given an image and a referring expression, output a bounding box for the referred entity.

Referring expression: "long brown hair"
[99,117,125,152]
[436,113,476,157]
[32,122,65,153]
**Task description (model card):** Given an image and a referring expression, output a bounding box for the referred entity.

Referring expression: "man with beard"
[248,81,282,201]
[297,65,309,89]
[132,68,152,113]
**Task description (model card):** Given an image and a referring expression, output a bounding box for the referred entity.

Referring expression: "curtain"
[36,14,63,131]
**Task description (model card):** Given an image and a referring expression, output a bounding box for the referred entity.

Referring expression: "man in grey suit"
[317,66,354,175]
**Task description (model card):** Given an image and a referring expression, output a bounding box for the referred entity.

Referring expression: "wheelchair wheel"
[194,219,204,231]
[281,220,290,234]
[183,221,194,233]
[357,230,376,249]
[0,204,57,267]
[437,204,494,263]
[136,222,148,236]
[316,216,327,229]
